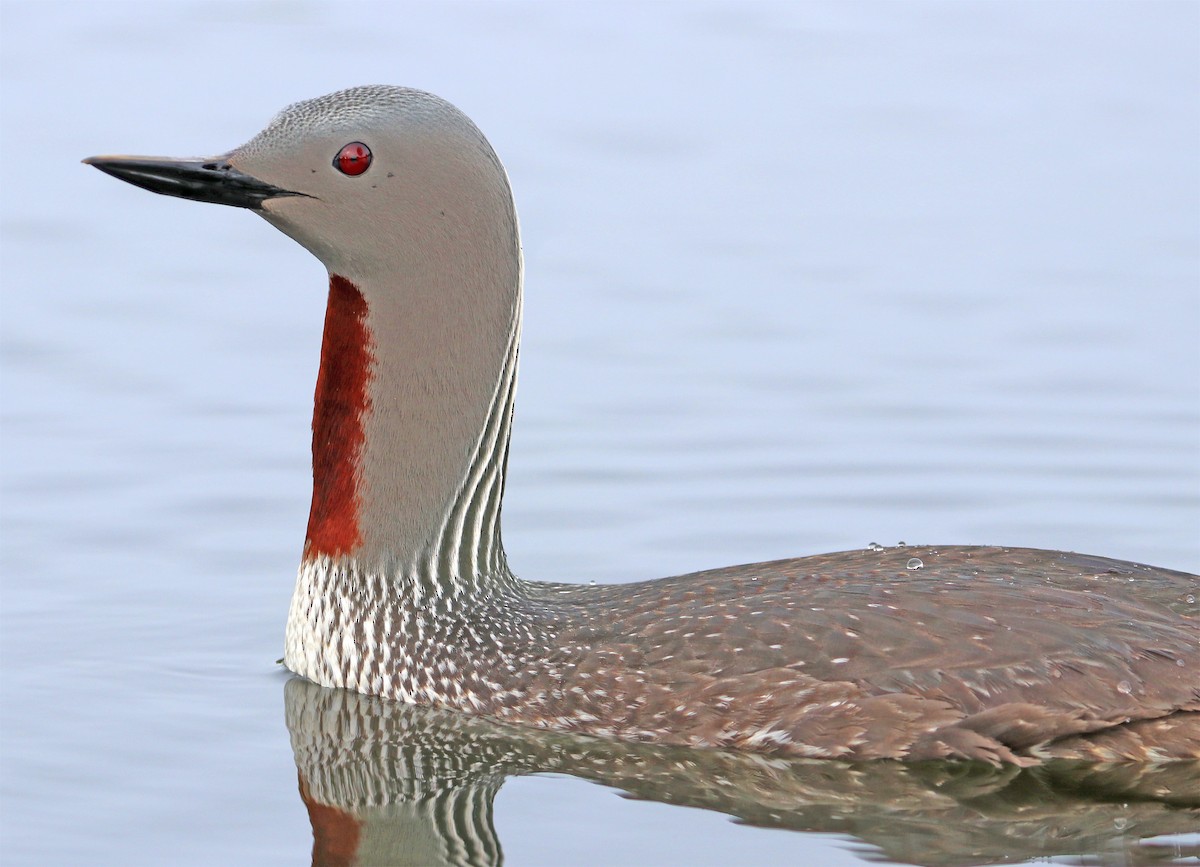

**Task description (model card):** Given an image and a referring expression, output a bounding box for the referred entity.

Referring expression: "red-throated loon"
[85,86,1199,764]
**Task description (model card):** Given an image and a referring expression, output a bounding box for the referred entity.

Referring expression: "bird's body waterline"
[86,85,1199,764]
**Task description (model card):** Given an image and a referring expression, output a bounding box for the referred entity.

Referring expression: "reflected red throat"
[305,274,371,558]
[299,773,362,867]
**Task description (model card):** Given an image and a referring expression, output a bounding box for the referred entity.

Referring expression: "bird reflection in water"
[284,679,1198,867]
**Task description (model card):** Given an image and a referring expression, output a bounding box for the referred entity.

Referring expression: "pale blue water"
[2,2,1197,865]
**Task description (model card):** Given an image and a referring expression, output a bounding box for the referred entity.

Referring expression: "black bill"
[83,155,309,210]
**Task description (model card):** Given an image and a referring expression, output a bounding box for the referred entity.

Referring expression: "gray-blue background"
[2,2,1197,864]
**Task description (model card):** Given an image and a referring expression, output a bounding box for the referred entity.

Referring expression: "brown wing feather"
[522,546,1199,762]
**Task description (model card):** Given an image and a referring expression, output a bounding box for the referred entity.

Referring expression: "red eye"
[334,142,372,176]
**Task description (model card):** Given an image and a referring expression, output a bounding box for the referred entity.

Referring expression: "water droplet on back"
[906,558,924,571]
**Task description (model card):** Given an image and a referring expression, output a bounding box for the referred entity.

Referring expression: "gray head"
[236,86,517,284]
[87,87,525,574]
[90,85,519,289]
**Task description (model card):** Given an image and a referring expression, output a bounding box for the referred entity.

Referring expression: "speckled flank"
[285,542,1200,764]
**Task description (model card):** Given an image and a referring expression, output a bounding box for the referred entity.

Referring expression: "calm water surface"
[2,2,1197,865]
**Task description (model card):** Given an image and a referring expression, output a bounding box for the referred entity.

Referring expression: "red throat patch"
[305,275,372,558]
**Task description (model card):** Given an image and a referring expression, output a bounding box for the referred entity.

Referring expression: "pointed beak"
[82,154,309,210]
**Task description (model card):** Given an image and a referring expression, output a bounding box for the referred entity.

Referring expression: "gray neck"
[303,159,523,596]
[357,268,521,592]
